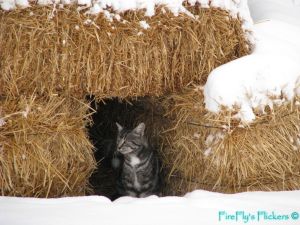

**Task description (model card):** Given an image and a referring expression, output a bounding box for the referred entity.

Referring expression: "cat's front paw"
[112,158,121,169]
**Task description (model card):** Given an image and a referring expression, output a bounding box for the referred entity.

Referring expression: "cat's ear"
[116,122,123,132]
[133,122,145,136]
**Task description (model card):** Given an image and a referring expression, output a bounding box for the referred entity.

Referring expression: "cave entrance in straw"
[87,96,168,200]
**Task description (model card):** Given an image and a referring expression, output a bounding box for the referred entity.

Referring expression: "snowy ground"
[248,0,300,26]
[1,190,300,225]
[1,1,300,225]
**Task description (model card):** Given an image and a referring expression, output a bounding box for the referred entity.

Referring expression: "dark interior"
[87,96,167,199]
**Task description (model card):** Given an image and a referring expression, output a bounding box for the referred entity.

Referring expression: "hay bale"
[0,96,96,197]
[0,5,250,99]
[160,89,300,195]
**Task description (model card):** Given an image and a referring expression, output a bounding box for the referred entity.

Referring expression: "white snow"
[37,0,53,6]
[248,0,300,27]
[22,106,30,118]
[1,190,300,225]
[204,20,300,123]
[78,0,91,6]
[87,3,102,14]
[83,18,92,25]
[204,148,211,156]
[139,20,150,29]
[114,14,121,21]
[204,131,225,156]
[0,0,15,10]
[60,0,71,4]
[0,118,6,127]
[0,0,253,42]
[15,0,29,8]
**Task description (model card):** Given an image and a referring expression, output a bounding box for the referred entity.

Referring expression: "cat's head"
[116,122,146,155]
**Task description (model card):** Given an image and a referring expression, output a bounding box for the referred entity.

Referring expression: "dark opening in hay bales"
[87,96,170,199]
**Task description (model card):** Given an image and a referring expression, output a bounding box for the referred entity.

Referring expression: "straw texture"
[160,89,300,195]
[0,96,96,197]
[0,3,253,197]
[0,5,250,99]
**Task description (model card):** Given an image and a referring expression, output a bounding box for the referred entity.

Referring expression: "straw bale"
[0,9,60,98]
[0,95,96,197]
[159,89,300,195]
[0,5,250,99]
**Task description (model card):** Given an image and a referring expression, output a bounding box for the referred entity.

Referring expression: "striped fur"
[115,122,161,197]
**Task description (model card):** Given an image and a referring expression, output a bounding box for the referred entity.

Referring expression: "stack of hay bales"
[0,96,96,197]
[0,1,252,197]
[160,89,300,195]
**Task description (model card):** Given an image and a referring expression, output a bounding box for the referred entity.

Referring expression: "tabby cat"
[114,122,161,198]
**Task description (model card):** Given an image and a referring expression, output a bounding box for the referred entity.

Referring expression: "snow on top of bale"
[0,5,251,99]
[159,88,300,195]
[0,0,253,39]
[204,20,300,123]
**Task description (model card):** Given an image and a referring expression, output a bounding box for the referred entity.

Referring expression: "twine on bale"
[159,89,300,195]
[0,5,250,99]
[0,95,96,197]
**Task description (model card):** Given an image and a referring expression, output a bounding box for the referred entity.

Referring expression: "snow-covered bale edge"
[0,0,254,43]
[204,20,300,123]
